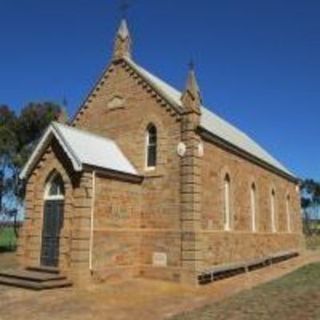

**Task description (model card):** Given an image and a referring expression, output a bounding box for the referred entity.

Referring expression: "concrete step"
[0,275,43,290]
[0,269,66,282]
[26,265,60,274]
[0,267,73,290]
[0,276,72,291]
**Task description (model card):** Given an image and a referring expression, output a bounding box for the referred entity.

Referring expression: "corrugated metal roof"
[20,122,138,179]
[53,123,138,175]
[124,57,294,177]
[200,108,292,175]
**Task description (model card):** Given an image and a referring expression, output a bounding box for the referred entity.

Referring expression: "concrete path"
[0,251,319,320]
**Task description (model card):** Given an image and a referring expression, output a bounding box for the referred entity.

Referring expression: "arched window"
[250,183,257,232]
[271,189,276,232]
[145,124,157,169]
[45,173,65,200]
[224,174,231,231]
[286,194,291,232]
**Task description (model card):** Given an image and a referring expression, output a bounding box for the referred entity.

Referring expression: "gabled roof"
[123,57,294,178]
[20,122,138,179]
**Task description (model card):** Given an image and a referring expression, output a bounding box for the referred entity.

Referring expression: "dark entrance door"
[40,200,64,267]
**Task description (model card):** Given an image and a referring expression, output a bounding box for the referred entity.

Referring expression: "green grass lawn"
[172,263,320,320]
[0,227,17,251]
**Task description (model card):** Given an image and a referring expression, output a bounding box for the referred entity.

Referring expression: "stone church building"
[17,20,303,285]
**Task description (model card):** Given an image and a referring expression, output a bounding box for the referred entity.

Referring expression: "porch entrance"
[40,173,65,267]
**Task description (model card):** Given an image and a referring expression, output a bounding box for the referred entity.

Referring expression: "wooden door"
[40,200,64,267]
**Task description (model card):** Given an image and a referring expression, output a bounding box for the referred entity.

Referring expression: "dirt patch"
[0,252,18,270]
[0,251,319,320]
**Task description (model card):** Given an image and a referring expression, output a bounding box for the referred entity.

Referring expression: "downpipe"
[89,170,96,273]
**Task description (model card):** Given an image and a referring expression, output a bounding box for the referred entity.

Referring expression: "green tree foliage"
[15,102,62,168]
[0,102,64,237]
[301,179,320,208]
[0,105,18,212]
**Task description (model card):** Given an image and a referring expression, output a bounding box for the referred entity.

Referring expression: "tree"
[0,106,18,206]
[0,102,64,239]
[300,179,320,235]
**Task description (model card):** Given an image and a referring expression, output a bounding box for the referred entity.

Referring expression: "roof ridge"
[123,57,183,110]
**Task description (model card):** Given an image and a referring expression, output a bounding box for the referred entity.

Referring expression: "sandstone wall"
[74,61,184,280]
[91,174,141,281]
[200,138,304,268]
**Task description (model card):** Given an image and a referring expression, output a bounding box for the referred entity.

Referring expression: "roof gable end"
[19,124,83,180]
[20,122,139,180]
[72,58,183,125]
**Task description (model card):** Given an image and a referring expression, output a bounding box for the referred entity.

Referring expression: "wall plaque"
[107,96,125,110]
[153,252,167,267]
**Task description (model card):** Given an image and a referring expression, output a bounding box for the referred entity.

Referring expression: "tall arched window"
[224,174,231,231]
[251,183,257,232]
[286,194,291,232]
[145,124,157,169]
[271,189,276,232]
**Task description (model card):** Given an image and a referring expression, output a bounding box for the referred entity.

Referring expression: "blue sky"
[0,0,319,179]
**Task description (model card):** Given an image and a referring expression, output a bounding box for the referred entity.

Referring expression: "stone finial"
[181,62,202,114]
[113,19,132,60]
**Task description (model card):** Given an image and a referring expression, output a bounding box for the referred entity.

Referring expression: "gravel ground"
[0,252,319,320]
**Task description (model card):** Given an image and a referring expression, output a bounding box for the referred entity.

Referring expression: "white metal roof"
[124,57,293,177]
[20,122,138,179]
